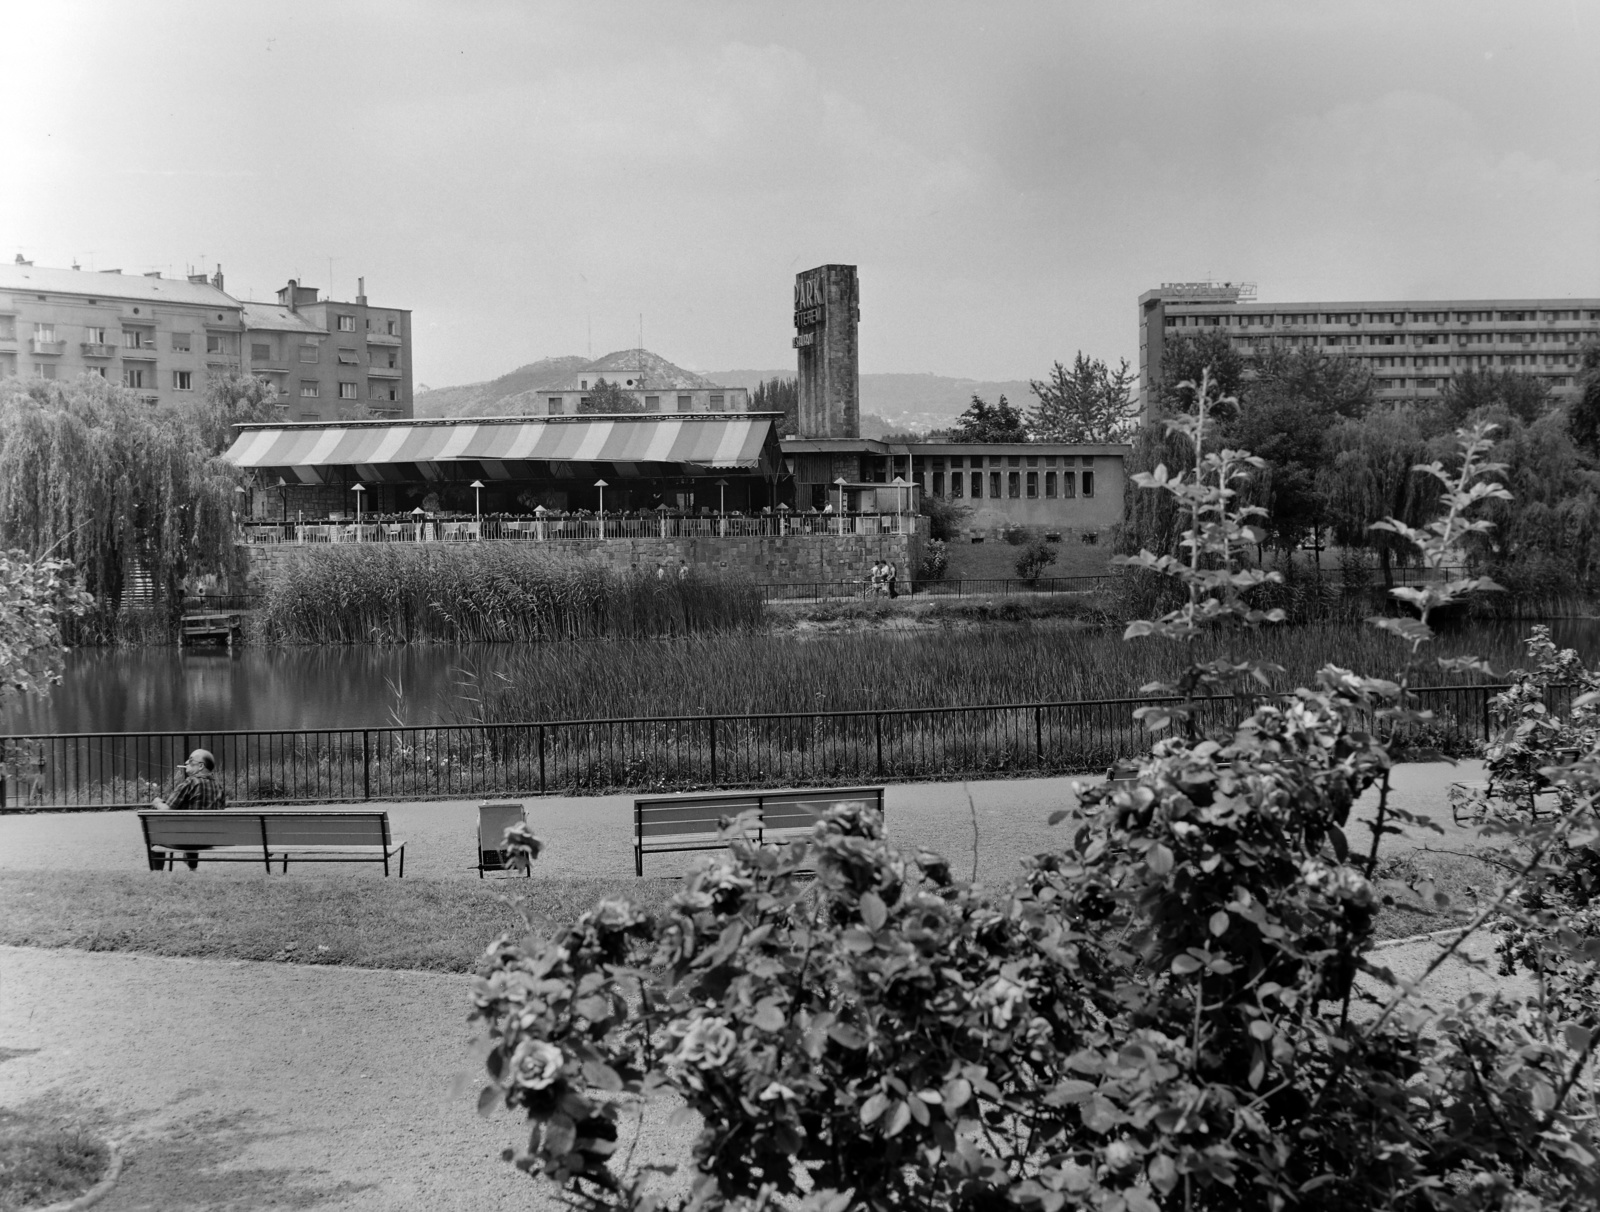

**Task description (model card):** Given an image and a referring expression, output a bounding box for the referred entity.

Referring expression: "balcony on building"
[367,365,402,379]
[30,338,66,356]
[121,345,158,361]
[80,342,116,358]
[365,332,402,347]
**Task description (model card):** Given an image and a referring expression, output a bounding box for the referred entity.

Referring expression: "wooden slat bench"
[138,810,407,876]
[633,786,884,876]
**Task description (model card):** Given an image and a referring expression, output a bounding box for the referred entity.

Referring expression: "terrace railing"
[0,683,1536,812]
[239,513,919,546]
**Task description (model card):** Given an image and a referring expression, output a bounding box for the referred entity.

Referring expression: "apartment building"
[0,260,413,420]
[256,279,412,421]
[536,383,751,416]
[0,260,242,405]
[1138,282,1600,415]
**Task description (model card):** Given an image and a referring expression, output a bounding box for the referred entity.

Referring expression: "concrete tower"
[793,264,860,438]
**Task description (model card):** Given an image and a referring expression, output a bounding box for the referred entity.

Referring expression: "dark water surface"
[5,618,1599,736]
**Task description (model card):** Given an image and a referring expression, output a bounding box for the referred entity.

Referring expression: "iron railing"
[240,513,920,545]
[0,683,1526,813]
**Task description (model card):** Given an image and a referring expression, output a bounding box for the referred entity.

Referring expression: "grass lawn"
[0,841,1503,974]
[0,870,675,974]
[0,1108,109,1212]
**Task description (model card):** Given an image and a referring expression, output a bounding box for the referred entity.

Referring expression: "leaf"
[477,1084,500,1118]
[1248,1020,1275,1041]
[1170,953,1202,975]
[752,999,787,1033]
[1209,910,1229,937]
[1147,843,1174,877]
[1247,1044,1266,1090]
[1327,825,1349,862]
[859,891,889,933]
[1146,1153,1178,1196]
[1044,1079,1097,1105]
[543,1112,577,1156]
[884,1100,912,1137]
[941,1077,972,1110]
[860,1091,891,1124]
[828,1023,867,1050]
[1563,1023,1593,1053]
[581,1060,624,1092]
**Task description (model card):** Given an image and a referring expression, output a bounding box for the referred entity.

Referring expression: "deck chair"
[477,801,533,878]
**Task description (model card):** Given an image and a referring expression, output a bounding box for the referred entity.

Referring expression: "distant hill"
[418,358,1038,431]
[415,349,719,418]
[709,370,1037,435]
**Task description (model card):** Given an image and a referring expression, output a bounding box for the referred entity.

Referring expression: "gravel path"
[0,762,1503,1209]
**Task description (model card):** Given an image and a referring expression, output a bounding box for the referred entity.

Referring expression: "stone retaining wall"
[241,532,923,592]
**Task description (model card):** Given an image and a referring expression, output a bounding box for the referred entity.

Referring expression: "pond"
[4,617,1598,737]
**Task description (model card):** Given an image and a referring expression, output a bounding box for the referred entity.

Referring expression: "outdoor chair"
[477,801,533,878]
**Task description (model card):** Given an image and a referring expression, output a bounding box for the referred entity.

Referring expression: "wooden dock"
[181,611,243,649]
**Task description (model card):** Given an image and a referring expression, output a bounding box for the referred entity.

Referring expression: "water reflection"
[1,645,515,735]
[3,617,1597,736]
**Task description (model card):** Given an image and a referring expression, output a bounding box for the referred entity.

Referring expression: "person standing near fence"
[150,749,227,870]
[886,557,899,599]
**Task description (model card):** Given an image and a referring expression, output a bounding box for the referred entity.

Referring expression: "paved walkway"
[0,762,1485,883]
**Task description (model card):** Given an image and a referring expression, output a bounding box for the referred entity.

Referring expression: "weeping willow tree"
[1317,407,1439,590]
[0,377,247,633]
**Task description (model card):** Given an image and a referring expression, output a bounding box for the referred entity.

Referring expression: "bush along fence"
[0,682,1559,812]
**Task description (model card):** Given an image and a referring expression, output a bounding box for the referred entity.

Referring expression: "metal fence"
[0,683,1527,813]
[240,512,919,546]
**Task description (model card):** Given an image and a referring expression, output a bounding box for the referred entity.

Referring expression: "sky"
[3,1,1597,388]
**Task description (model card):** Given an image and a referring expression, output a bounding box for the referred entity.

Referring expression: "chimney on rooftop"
[144,271,161,279]
[13,254,30,265]
[356,276,366,306]
[211,265,224,292]
[188,273,208,285]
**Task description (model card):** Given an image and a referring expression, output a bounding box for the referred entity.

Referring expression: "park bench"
[139,810,406,876]
[477,801,532,878]
[633,786,884,876]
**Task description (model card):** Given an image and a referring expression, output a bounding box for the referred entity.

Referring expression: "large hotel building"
[0,260,412,420]
[1138,283,1600,415]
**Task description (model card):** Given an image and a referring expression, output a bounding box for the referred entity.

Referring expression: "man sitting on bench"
[150,748,228,869]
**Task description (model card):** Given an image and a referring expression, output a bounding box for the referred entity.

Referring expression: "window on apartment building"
[1081,470,1095,498]
[122,368,145,388]
[579,397,591,410]
[970,471,982,499]
[300,381,319,398]
[299,411,321,421]
[950,471,964,497]
[386,319,397,336]
[89,366,106,378]
[172,332,191,352]
[708,394,725,411]
[1007,455,1021,468]
[1061,471,1076,498]
[300,341,320,362]
[252,343,272,361]
[206,333,228,355]
[85,327,106,345]
[0,317,13,340]
[1026,471,1038,498]
[33,363,57,379]
[990,471,1002,499]
[172,370,192,391]
[932,471,946,497]
[337,315,354,332]
[34,323,56,342]
[337,351,359,365]
[677,395,691,410]
[339,383,357,400]
[1044,471,1057,498]
[122,328,151,349]
[645,395,659,412]
[547,397,564,414]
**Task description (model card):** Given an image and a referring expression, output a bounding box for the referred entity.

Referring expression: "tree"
[1158,328,1246,415]
[193,371,279,455]
[1227,348,1375,552]
[578,378,634,414]
[1318,407,1438,590]
[947,392,1028,443]
[1027,353,1138,443]
[1434,368,1551,431]
[751,377,799,437]
[1565,339,1600,457]
[0,378,246,628]
[0,548,91,701]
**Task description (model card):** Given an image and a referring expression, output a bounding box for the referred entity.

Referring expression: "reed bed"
[461,620,1532,725]
[253,545,764,643]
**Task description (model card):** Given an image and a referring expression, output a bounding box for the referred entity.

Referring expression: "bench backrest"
[478,801,527,850]
[262,812,390,848]
[141,811,263,849]
[634,787,884,841]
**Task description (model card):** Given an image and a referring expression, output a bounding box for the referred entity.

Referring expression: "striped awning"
[224,414,780,485]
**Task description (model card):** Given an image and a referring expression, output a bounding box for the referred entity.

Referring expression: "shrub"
[1013,536,1057,583]
[916,539,949,582]
[469,390,1600,1211]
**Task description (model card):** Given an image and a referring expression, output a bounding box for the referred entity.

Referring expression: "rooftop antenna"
[587,314,592,360]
